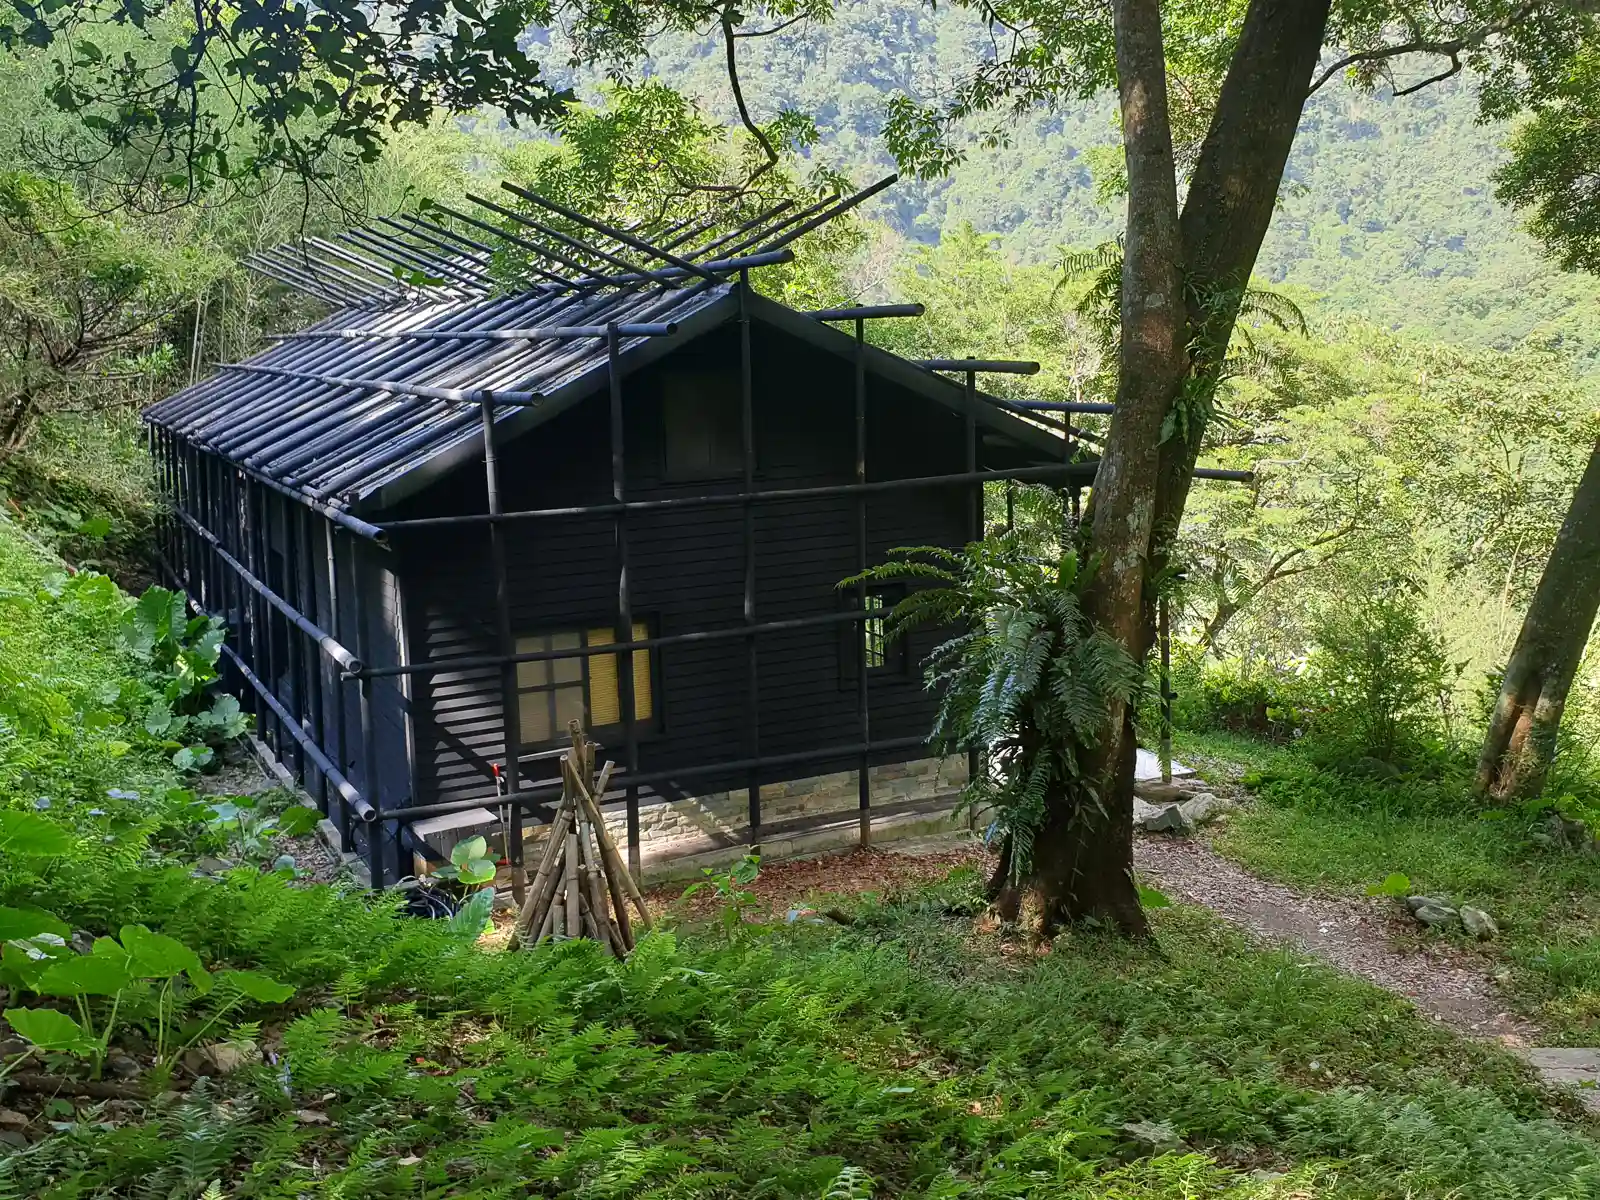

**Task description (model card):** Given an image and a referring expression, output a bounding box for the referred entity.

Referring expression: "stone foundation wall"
[412,754,971,882]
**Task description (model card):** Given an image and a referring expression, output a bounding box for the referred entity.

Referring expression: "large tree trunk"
[1155,0,1334,546]
[1036,0,1187,937]
[1026,0,1334,938]
[1476,439,1600,800]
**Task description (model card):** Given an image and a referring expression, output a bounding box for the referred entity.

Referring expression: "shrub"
[1304,580,1461,764]
[1165,646,1311,740]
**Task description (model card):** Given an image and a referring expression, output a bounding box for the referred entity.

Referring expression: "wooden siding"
[389,320,974,813]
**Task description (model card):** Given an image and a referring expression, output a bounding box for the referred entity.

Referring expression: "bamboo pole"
[510,801,572,946]
[569,763,654,931]
[564,829,580,936]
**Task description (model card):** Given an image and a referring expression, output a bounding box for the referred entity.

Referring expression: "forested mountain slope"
[551,0,1600,371]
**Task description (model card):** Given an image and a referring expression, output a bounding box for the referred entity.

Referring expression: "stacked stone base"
[411,754,971,883]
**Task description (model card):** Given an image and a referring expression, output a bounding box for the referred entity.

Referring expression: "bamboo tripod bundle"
[509,722,653,956]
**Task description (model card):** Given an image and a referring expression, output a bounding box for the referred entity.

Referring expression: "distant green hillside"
[549,0,1600,372]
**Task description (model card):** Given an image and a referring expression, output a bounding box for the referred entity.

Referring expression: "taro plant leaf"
[121,925,203,980]
[1,935,70,990]
[455,856,498,887]
[0,906,69,941]
[0,810,74,856]
[5,1006,98,1056]
[216,969,295,1005]
[447,888,496,938]
[450,836,488,868]
[36,954,133,997]
[173,745,215,771]
[145,699,176,736]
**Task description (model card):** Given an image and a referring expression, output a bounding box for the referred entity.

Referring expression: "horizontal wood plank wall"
[391,322,967,813]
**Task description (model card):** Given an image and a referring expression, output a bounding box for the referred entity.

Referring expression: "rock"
[1120,1119,1184,1156]
[0,1109,28,1130]
[1405,895,1452,914]
[1132,799,1166,827]
[105,1050,143,1080]
[194,856,235,875]
[1349,756,1403,780]
[1460,906,1499,939]
[1133,780,1195,805]
[0,1130,26,1150]
[1178,792,1236,827]
[1143,804,1195,835]
[294,1108,331,1125]
[184,1042,255,1076]
[1413,903,1459,929]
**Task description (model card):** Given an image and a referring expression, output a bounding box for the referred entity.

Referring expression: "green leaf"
[449,836,488,869]
[0,906,69,942]
[217,969,294,1004]
[145,700,175,736]
[456,858,497,887]
[1137,886,1171,910]
[1366,872,1413,898]
[0,810,73,856]
[36,954,132,997]
[5,1006,97,1056]
[446,888,495,938]
[120,925,203,979]
[77,516,111,538]
[276,806,319,837]
[173,745,214,771]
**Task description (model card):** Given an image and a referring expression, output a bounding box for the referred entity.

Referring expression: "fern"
[847,534,1141,879]
[820,1164,875,1199]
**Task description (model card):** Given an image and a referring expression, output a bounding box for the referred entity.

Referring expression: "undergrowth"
[6,511,1600,1197]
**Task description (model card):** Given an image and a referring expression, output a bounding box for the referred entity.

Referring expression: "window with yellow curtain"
[515,621,653,745]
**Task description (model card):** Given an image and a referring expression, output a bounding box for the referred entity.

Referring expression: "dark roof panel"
[146,283,735,509]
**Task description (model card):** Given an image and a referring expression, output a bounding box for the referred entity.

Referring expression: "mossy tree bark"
[1475,440,1600,801]
[1029,0,1333,937]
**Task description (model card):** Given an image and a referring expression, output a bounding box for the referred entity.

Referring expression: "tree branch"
[720,15,780,183]
[1307,3,1539,99]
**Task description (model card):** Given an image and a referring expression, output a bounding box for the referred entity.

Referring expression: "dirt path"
[1133,834,1537,1044]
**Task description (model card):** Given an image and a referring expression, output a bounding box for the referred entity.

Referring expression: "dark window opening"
[840,586,909,686]
[662,369,744,479]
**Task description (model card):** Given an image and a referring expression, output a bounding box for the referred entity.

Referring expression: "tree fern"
[845,533,1142,879]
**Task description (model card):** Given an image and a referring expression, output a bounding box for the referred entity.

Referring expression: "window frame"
[512,616,660,750]
[660,367,747,482]
[839,584,910,688]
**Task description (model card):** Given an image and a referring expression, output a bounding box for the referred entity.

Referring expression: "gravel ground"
[1134,832,1536,1045]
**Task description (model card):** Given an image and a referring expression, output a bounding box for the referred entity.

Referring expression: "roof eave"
[742,291,1076,464]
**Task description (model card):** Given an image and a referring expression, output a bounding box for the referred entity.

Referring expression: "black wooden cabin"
[143,179,1101,887]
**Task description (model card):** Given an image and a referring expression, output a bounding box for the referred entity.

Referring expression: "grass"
[7,521,1600,1197]
[1177,730,1600,1043]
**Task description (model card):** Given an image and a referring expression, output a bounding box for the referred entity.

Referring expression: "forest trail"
[1134,833,1600,1111]
[1133,835,1533,1043]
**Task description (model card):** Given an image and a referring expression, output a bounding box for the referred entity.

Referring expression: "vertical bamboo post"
[564,828,581,936]
[964,364,981,813]
[854,315,871,847]
[480,397,524,902]
[607,324,642,882]
[739,271,761,853]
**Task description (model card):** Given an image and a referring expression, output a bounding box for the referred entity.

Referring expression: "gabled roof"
[145,282,1074,516]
